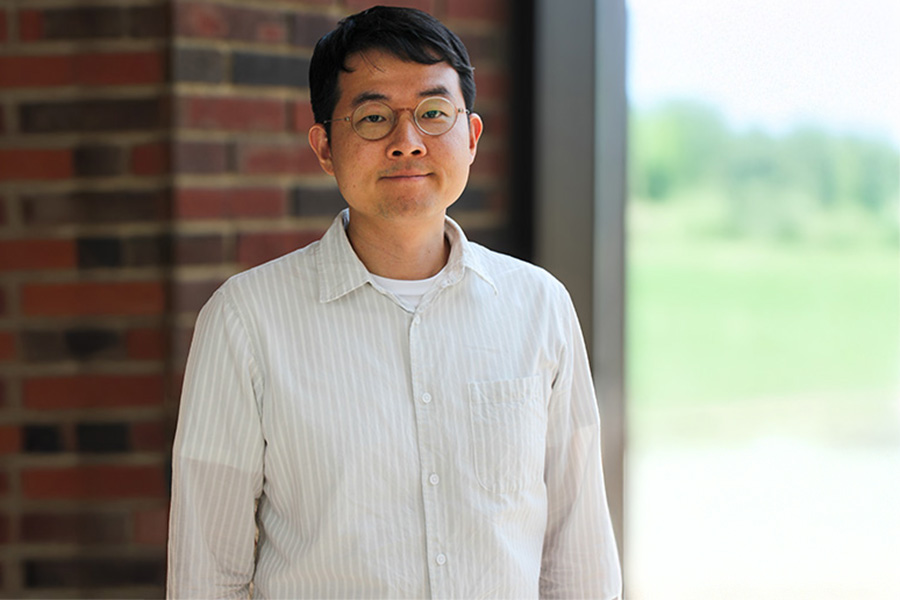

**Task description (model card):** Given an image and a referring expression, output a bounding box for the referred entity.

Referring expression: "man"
[167,6,621,599]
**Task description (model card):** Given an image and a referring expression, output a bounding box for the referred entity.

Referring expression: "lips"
[381,171,429,179]
[379,164,431,179]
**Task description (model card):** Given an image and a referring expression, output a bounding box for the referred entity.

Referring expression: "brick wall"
[0,0,172,597]
[1,0,512,597]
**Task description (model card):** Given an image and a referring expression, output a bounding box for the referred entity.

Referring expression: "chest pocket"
[468,375,547,494]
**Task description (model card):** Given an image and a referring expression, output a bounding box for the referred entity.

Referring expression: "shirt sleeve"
[540,288,623,600]
[167,288,265,599]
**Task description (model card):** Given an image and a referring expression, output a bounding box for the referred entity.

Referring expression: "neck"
[345,210,450,280]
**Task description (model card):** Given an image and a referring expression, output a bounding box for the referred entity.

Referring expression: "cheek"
[437,130,472,162]
[330,141,370,187]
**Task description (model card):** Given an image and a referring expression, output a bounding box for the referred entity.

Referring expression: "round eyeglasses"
[323,96,469,141]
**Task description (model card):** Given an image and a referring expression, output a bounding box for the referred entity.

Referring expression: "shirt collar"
[316,209,497,303]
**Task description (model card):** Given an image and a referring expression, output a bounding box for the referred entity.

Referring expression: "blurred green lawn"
[626,200,900,443]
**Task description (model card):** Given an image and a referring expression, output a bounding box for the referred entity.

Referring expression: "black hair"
[309,6,476,137]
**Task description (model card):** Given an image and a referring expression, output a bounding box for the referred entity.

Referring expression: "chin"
[377,197,443,219]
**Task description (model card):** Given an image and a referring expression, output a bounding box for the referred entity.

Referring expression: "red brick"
[22,465,166,500]
[236,142,319,175]
[0,332,14,362]
[0,239,76,271]
[174,141,229,174]
[0,149,72,181]
[345,0,435,12]
[231,188,286,217]
[23,374,165,410]
[126,328,167,360]
[75,52,165,86]
[131,421,168,452]
[177,3,289,42]
[22,281,166,316]
[0,53,151,88]
[175,187,285,219]
[176,2,228,38]
[238,231,322,268]
[0,425,21,454]
[133,506,168,545]
[174,188,229,219]
[255,21,287,43]
[0,472,8,495]
[229,6,288,43]
[292,100,316,134]
[180,96,286,131]
[131,142,169,176]
[0,12,7,43]
[0,56,72,87]
[18,10,44,41]
[445,0,507,21]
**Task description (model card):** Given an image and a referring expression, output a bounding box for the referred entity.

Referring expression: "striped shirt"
[167,210,622,599]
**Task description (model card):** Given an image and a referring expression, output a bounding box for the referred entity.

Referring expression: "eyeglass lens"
[351,97,459,140]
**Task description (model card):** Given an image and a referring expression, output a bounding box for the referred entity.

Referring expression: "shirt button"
[435,553,447,566]
[428,473,440,485]
[412,315,421,326]
[421,392,432,404]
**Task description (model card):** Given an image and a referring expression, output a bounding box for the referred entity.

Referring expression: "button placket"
[408,311,447,593]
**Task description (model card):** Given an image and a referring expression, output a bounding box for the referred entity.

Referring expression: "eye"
[352,102,393,129]
[358,113,387,124]
[416,97,456,124]
[421,109,448,120]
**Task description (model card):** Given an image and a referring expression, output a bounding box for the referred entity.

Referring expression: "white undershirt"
[370,271,443,311]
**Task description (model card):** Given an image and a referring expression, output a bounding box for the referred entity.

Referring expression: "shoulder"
[468,242,569,297]
[210,239,321,310]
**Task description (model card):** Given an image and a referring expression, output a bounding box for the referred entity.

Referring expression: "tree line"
[629,100,899,243]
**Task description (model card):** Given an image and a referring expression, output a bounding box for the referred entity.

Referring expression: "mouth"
[380,173,430,183]
[382,171,428,180]
[379,165,431,180]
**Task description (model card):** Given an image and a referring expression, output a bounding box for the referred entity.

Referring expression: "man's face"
[309,49,483,225]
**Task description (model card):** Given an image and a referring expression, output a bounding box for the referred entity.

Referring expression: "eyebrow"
[419,85,452,98]
[350,91,389,108]
[349,85,453,108]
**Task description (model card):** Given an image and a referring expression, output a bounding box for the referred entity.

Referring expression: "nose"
[386,110,426,158]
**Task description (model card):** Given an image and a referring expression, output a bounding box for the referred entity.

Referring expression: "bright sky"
[626,0,900,147]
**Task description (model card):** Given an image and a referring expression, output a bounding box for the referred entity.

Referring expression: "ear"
[308,123,335,176]
[467,113,484,164]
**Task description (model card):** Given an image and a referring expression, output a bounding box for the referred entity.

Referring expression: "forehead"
[337,50,463,105]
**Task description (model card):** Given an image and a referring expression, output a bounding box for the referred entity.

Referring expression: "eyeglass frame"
[321,96,470,141]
